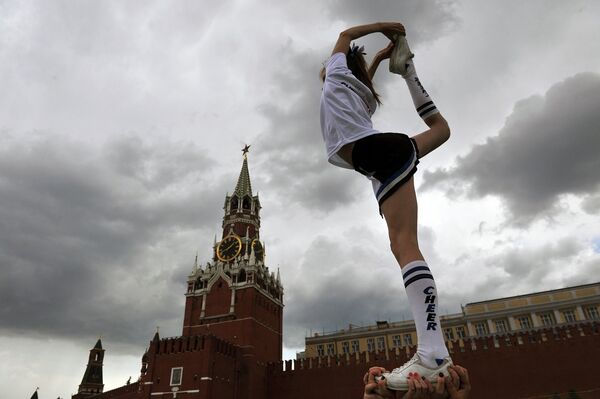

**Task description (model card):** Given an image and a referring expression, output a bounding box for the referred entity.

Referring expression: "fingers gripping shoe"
[381,353,453,391]
[389,34,415,76]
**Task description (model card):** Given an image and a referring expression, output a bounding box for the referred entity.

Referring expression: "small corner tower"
[182,146,283,363]
[73,339,105,398]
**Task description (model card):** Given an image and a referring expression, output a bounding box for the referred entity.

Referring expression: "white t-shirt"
[320,52,380,169]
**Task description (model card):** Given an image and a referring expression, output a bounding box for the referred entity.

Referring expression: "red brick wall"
[82,324,600,399]
[183,284,282,363]
[205,277,232,317]
[267,323,600,399]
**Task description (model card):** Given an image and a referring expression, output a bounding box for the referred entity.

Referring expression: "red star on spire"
[242,144,251,157]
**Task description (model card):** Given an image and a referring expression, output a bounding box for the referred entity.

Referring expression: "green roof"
[234,156,253,197]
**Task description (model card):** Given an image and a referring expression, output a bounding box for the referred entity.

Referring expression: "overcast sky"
[1,0,600,397]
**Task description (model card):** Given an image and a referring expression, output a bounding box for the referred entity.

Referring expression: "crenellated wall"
[90,382,140,399]
[267,322,600,399]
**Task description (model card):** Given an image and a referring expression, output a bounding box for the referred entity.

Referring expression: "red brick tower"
[73,339,105,398]
[182,147,283,363]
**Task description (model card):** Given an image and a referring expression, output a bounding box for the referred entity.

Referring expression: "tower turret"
[74,339,104,397]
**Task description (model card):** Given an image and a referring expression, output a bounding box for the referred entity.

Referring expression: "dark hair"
[346,48,381,105]
[320,47,382,105]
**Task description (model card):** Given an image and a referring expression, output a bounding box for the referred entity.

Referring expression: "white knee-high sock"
[403,59,439,120]
[402,260,449,368]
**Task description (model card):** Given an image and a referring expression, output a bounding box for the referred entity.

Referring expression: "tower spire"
[234,145,253,197]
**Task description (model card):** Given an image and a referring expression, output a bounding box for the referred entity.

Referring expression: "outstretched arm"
[331,22,405,56]
[368,41,394,79]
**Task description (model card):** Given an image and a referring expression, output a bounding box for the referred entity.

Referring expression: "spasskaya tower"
[182,146,283,363]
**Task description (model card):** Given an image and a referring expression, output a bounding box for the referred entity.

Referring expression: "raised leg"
[411,113,450,159]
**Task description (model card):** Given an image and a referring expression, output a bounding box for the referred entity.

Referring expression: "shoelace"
[391,354,419,374]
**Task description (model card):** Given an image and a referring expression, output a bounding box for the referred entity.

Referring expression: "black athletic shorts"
[351,133,420,212]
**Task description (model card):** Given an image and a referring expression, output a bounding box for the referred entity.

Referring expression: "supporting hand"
[368,41,395,79]
[402,372,433,398]
[376,41,395,60]
[445,366,471,399]
[332,22,405,56]
[377,22,406,40]
[363,367,394,399]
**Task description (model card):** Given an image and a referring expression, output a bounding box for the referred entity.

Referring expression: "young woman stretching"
[319,22,452,391]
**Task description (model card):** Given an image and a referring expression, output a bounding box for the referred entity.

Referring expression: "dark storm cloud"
[421,73,600,225]
[282,234,408,347]
[582,193,600,214]
[0,134,224,346]
[489,238,583,281]
[254,47,365,213]
[282,225,445,348]
[440,237,595,307]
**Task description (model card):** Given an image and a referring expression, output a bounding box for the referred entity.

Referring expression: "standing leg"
[380,177,449,369]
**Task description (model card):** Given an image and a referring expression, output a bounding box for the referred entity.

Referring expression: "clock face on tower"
[217,235,242,262]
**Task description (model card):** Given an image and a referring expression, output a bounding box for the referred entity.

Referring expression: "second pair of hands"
[364,365,471,399]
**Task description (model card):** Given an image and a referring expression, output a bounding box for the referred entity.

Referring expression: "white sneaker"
[381,353,453,391]
[389,34,414,76]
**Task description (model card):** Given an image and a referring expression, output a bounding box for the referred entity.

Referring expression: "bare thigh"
[380,176,424,267]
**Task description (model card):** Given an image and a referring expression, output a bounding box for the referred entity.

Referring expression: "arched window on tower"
[238,269,246,282]
[231,197,239,212]
[242,196,251,210]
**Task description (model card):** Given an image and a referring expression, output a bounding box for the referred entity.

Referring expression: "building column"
[229,288,236,313]
[531,312,540,327]
[466,322,475,337]
[553,310,563,324]
[576,305,586,321]
[200,293,207,318]
[487,319,495,334]
[508,316,518,331]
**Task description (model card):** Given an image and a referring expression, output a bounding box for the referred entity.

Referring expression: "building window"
[585,306,599,320]
[392,335,402,347]
[351,340,360,353]
[474,322,488,336]
[444,328,454,341]
[377,337,386,351]
[367,338,375,352]
[517,315,532,330]
[317,345,324,357]
[563,310,577,323]
[403,334,413,346]
[494,319,508,333]
[170,367,183,386]
[539,312,556,326]
[326,343,335,356]
[456,326,466,339]
[342,341,350,354]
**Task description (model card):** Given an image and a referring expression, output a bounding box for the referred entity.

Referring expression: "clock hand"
[225,242,237,251]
